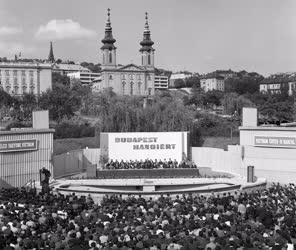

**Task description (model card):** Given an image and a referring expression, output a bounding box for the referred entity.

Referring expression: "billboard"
[0,139,38,153]
[100,132,189,162]
[254,136,296,148]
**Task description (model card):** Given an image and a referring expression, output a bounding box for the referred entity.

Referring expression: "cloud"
[0,26,22,36]
[35,19,96,40]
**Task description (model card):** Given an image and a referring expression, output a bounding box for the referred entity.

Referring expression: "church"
[93,9,160,96]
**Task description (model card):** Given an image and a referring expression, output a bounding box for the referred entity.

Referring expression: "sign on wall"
[100,132,189,162]
[254,136,296,148]
[0,139,38,153]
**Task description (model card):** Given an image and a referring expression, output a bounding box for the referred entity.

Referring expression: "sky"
[0,0,296,76]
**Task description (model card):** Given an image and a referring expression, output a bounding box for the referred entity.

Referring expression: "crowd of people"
[104,159,198,170]
[0,184,296,249]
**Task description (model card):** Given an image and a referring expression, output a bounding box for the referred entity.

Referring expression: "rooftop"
[200,72,224,80]
[0,62,52,69]
[261,72,296,84]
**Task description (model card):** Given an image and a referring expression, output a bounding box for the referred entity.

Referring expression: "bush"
[54,120,95,139]
[5,121,32,130]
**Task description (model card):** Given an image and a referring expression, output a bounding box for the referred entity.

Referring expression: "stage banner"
[254,136,296,148]
[0,139,38,153]
[100,132,189,162]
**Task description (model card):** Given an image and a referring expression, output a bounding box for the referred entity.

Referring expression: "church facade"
[94,9,157,96]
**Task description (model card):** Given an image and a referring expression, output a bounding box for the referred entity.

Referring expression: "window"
[138,82,141,95]
[6,85,10,93]
[5,70,9,76]
[22,85,27,94]
[142,55,144,65]
[130,82,134,96]
[122,81,126,95]
[148,88,152,96]
[109,75,113,80]
[109,52,112,63]
[121,74,126,80]
[148,54,151,65]
[21,70,26,76]
[147,75,151,80]
[30,85,34,94]
[13,70,17,76]
[14,85,18,95]
[14,77,17,85]
[103,54,105,64]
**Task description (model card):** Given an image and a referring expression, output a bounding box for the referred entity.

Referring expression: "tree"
[52,72,70,86]
[185,76,200,88]
[88,91,204,146]
[39,83,81,121]
[259,94,294,123]
[19,93,37,121]
[71,80,92,112]
[174,79,185,89]
[224,73,264,95]
[222,92,255,116]
[0,89,14,106]
[184,87,206,107]
[204,90,224,107]
[80,62,101,73]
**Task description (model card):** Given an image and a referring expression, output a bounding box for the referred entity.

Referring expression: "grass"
[53,136,240,155]
[53,137,99,155]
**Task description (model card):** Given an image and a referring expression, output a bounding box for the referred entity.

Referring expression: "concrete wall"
[191,147,244,176]
[53,148,100,178]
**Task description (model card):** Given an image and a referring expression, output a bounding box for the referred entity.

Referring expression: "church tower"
[140,12,154,69]
[101,8,117,69]
[48,41,55,63]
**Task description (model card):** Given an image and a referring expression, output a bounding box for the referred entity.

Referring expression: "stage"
[52,170,266,195]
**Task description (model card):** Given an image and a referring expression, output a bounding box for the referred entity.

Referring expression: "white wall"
[83,148,100,167]
[39,67,52,93]
[239,127,296,183]
[191,147,244,176]
[242,145,296,183]
[240,128,296,146]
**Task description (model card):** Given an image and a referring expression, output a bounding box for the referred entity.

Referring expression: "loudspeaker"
[247,165,254,183]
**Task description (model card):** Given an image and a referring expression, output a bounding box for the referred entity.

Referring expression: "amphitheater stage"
[52,174,267,195]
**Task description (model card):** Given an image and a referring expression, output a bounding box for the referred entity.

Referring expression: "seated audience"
[0,183,295,249]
